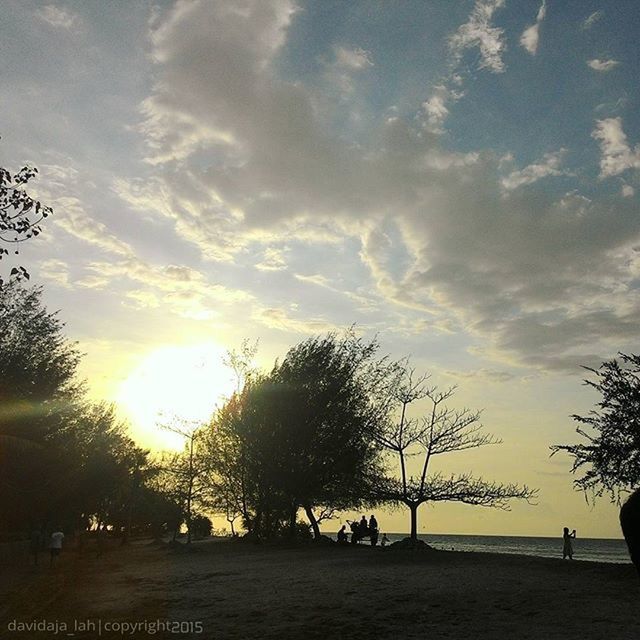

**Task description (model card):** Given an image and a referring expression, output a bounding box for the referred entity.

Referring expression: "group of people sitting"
[337,515,389,547]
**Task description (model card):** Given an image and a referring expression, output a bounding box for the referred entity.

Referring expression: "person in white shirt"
[49,529,65,566]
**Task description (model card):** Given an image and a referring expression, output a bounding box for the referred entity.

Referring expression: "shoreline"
[324,531,632,564]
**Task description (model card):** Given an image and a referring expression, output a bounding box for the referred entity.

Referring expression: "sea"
[380,533,631,564]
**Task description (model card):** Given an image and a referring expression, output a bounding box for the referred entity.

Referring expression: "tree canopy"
[552,353,640,501]
[206,332,395,539]
[0,285,171,541]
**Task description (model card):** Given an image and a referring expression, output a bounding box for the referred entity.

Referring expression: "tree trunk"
[409,502,418,542]
[186,436,194,545]
[304,505,321,540]
[289,504,298,538]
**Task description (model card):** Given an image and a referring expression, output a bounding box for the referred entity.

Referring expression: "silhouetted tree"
[0,285,161,541]
[551,354,640,573]
[551,354,640,498]
[159,420,212,544]
[378,368,536,543]
[190,514,213,539]
[0,146,53,286]
[268,333,395,538]
[0,283,82,533]
[207,332,398,539]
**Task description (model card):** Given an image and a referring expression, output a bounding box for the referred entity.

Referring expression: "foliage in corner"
[551,353,640,503]
[0,142,53,286]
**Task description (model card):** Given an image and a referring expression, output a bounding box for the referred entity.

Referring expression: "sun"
[117,342,236,450]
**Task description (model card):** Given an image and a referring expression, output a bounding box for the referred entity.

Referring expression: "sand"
[1,538,638,639]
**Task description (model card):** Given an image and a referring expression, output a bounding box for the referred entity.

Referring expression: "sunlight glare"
[117,342,235,451]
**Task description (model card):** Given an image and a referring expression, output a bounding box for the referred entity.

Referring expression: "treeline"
[0,284,187,542]
[1,284,534,544]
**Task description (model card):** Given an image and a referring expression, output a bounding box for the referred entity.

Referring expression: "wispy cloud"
[449,0,507,73]
[581,10,603,30]
[421,83,464,134]
[255,247,288,272]
[592,118,640,178]
[587,58,620,72]
[253,307,335,334]
[35,5,80,30]
[333,46,373,70]
[520,1,546,56]
[39,258,71,288]
[501,150,568,190]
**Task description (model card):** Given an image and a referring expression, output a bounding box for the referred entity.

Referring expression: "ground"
[1,538,638,639]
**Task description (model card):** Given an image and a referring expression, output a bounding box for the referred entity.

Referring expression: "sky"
[1,0,639,538]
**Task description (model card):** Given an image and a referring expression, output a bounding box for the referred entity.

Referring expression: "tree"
[377,368,536,543]
[206,331,398,540]
[268,332,394,538]
[551,353,640,501]
[0,284,161,541]
[159,419,212,544]
[0,146,53,286]
[0,283,82,534]
[190,514,213,539]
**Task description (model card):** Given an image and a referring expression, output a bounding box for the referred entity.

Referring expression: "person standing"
[562,527,576,560]
[369,515,379,546]
[49,529,65,566]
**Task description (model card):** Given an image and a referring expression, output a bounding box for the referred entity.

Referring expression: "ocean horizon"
[335,532,631,564]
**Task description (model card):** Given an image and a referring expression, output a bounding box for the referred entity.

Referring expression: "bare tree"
[223,339,259,393]
[160,419,211,544]
[377,368,536,543]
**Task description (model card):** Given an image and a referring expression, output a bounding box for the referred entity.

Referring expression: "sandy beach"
[1,539,638,640]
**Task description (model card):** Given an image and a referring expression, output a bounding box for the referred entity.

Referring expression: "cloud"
[592,118,640,178]
[587,59,620,72]
[622,183,635,198]
[127,0,640,374]
[35,5,80,30]
[581,11,602,30]
[425,0,503,135]
[77,257,252,320]
[322,45,374,97]
[255,247,288,272]
[449,0,507,73]
[253,307,335,334]
[294,273,333,288]
[520,1,546,56]
[445,368,519,383]
[39,258,71,288]
[333,46,373,70]
[294,273,375,309]
[421,84,464,135]
[54,198,134,257]
[500,150,568,190]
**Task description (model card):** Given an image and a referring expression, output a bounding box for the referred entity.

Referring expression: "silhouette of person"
[381,533,390,548]
[369,515,379,546]
[49,528,65,566]
[337,525,348,544]
[562,527,576,559]
[349,520,359,544]
[359,515,368,535]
